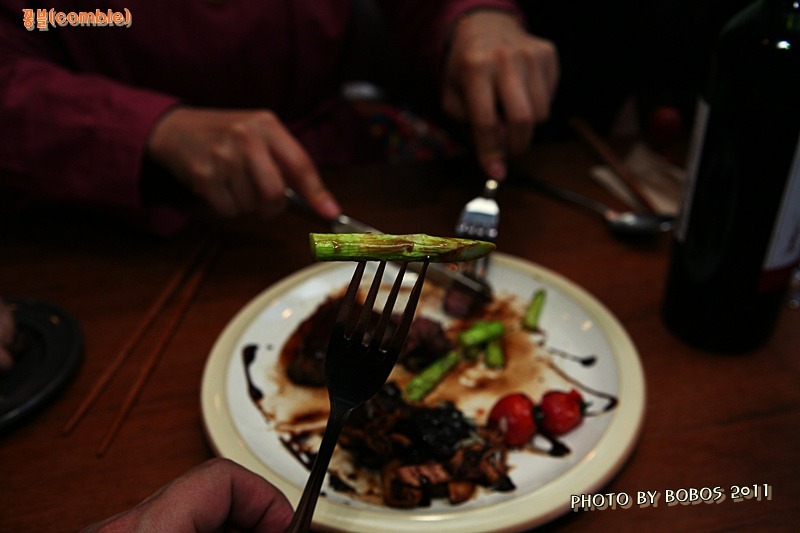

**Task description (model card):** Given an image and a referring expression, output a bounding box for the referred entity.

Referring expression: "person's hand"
[148,107,341,220]
[442,10,559,180]
[82,458,293,532]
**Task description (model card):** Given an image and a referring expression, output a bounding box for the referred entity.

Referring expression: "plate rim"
[200,253,646,532]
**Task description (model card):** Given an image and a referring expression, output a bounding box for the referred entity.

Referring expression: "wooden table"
[1,141,798,532]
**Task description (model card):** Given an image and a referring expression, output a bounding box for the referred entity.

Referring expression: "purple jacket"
[0,0,519,231]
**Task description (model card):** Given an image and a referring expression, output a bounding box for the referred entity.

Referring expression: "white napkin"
[590,142,685,215]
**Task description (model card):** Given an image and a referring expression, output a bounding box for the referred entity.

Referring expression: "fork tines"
[456,179,500,281]
[339,259,429,353]
[456,178,500,241]
[456,198,499,241]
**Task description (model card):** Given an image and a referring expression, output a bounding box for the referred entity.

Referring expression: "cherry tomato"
[488,393,536,447]
[538,389,585,436]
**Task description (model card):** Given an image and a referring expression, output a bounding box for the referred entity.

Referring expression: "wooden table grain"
[1,141,797,532]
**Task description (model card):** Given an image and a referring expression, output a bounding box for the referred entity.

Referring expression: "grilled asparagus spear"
[404,350,460,402]
[522,289,546,331]
[309,233,495,263]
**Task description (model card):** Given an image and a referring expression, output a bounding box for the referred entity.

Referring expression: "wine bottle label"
[678,98,800,293]
[760,134,800,291]
[675,100,710,243]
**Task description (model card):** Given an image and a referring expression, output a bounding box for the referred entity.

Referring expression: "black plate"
[0,297,83,433]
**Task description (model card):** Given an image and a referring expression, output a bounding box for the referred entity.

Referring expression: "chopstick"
[61,235,216,438]
[95,238,219,457]
[569,116,659,213]
[62,237,214,436]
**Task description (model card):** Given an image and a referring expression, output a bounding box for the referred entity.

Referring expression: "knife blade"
[285,189,493,299]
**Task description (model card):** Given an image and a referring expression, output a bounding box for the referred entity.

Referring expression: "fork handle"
[286,399,354,533]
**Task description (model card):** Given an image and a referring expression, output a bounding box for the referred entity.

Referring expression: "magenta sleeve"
[0,56,180,210]
[379,0,524,88]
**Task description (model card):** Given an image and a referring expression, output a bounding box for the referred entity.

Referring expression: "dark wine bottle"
[662,0,800,352]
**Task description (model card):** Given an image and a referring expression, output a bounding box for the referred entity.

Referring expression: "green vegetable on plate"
[404,350,460,402]
[484,338,505,369]
[523,289,546,331]
[457,320,505,348]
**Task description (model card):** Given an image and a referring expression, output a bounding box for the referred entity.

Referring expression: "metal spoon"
[525,176,675,237]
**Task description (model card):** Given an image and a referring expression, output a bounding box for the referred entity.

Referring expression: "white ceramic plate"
[201,253,646,532]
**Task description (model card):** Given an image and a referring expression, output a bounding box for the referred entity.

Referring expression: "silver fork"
[455,178,500,278]
[287,258,430,533]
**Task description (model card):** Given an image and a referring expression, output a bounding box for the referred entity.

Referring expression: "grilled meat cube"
[285,297,339,386]
[339,383,515,508]
[443,276,491,318]
[394,463,452,487]
[286,296,385,386]
[382,460,426,508]
[341,383,412,467]
[398,317,453,373]
[447,480,477,504]
[448,428,515,492]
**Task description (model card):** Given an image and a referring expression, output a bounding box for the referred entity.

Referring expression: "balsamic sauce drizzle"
[539,433,570,457]
[242,344,264,402]
[528,345,619,456]
[549,347,597,367]
[543,348,619,415]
